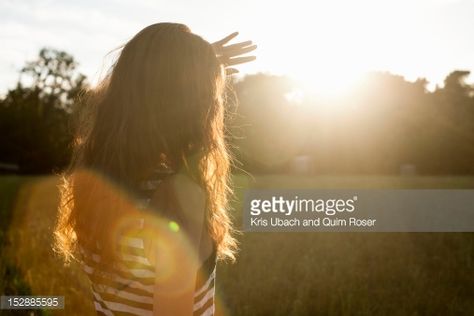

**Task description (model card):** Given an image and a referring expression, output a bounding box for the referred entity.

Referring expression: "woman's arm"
[145,174,210,316]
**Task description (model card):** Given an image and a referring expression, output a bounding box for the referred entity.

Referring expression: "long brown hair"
[54,23,237,266]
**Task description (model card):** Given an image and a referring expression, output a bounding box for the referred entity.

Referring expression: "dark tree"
[0,48,87,174]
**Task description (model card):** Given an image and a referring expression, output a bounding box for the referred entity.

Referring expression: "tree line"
[1,48,473,175]
[231,72,474,174]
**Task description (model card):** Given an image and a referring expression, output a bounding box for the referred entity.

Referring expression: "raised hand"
[212,32,257,75]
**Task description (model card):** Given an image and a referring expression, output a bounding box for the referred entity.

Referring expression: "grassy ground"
[0,176,93,316]
[1,175,473,315]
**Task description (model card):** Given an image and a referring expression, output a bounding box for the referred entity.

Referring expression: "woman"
[54,23,256,316]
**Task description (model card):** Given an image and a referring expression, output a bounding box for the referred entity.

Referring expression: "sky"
[1,0,474,94]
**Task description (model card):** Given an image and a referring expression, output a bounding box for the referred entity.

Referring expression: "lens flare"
[168,220,180,232]
[5,172,227,315]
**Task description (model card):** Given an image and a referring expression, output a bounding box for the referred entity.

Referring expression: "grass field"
[1,175,473,315]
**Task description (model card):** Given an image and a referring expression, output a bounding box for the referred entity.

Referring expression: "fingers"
[222,40,253,52]
[226,68,239,75]
[212,32,239,47]
[222,42,257,57]
[218,39,256,56]
[213,32,257,75]
[225,55,257,67]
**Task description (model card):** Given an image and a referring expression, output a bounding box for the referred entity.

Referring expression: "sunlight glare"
[256,0,448,97]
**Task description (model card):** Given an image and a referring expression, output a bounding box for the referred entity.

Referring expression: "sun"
[264,3,373,97]
[291,64,364,97]
[248,0,440,98]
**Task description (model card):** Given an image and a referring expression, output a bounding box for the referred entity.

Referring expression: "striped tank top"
[79,170,217,316]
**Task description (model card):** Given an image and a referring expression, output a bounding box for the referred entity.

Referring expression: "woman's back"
[79,169,217,316]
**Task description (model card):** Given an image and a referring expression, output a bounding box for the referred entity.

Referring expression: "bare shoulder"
[168,173,205,215]
[169,173,205,205]
[149,173,206,238]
